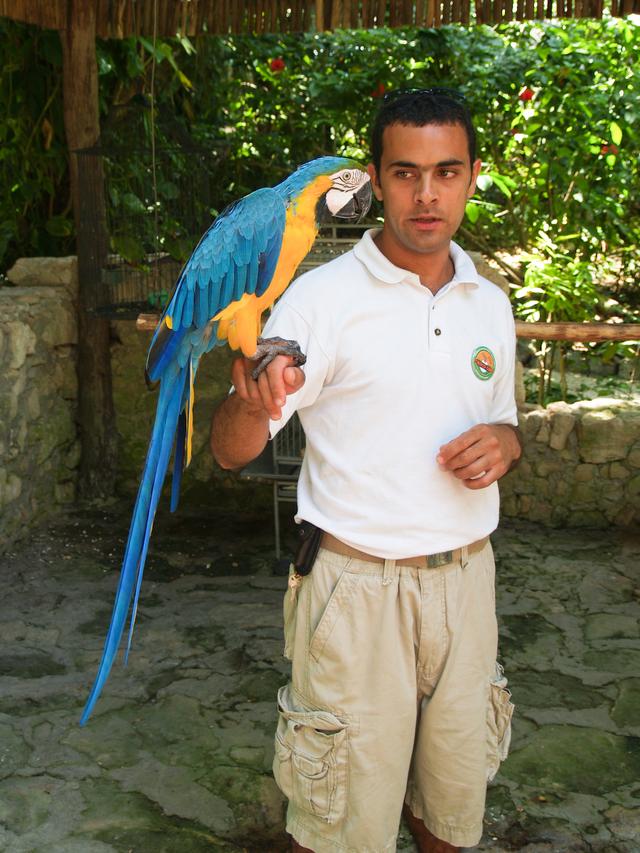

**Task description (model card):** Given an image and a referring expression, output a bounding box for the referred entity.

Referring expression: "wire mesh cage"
[75,136,228,318]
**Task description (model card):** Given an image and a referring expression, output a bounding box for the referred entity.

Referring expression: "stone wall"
[502,398,640,527]
[0,259,79,549]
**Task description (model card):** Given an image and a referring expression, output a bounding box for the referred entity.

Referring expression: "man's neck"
[373,230,454,295]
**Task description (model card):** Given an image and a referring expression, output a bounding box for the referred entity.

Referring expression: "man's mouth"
[410,215,442,230]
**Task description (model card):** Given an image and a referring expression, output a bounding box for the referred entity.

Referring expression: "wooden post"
[60,1,118,499]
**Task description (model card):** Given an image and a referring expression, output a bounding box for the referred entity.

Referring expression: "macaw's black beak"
[334,181,373,222]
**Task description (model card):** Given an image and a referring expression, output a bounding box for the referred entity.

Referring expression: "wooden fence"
[2,0,639,38]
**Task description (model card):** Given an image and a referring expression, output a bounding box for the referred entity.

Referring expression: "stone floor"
[0,494,638,853]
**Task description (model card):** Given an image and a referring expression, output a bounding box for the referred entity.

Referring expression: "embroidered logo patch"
[471,346,496,381]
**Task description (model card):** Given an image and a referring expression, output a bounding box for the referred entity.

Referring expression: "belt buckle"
[427,550,453,569]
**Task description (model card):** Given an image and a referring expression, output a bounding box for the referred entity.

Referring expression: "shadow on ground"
[0,492,638,852]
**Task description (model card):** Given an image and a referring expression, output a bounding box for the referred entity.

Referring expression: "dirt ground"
[1,494,638,852]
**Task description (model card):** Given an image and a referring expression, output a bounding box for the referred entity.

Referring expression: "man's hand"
[231,353,305,420]
[436,424,522,490]
[211,354,305,471]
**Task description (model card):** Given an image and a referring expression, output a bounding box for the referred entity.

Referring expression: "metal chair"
[240,413,305,558]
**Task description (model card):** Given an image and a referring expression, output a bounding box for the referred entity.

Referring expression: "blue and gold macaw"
[80,157,372,725]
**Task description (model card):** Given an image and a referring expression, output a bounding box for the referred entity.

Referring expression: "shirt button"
[434,328,442,336]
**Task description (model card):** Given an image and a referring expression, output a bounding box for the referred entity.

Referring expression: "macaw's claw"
[250,337,307,379]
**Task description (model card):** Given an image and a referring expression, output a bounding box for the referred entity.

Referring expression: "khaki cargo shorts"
[272,540,514,852]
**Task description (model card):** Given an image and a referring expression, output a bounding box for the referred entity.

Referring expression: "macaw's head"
[280,156,372,225]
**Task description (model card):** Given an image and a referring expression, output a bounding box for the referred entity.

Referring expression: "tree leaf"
[45,216,73,237]
[465,201,480,223]
[610,121,623,145]
[112,235,146,265]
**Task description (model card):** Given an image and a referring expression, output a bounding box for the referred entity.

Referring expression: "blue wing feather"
[146,187,285,382]
[255,228,283,296]
[182,288,194,328]
[208,275,222,319]
[234,260,248,296]
[219,265,234,308]
[195,284,209,328]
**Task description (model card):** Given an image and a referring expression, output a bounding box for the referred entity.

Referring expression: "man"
[211,89,520,853]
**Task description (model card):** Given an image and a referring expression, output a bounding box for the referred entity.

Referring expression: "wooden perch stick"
[515,321,640,342]
[136,313,640,343]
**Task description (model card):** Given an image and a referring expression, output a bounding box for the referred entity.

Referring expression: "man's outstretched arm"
[210,354,305,470]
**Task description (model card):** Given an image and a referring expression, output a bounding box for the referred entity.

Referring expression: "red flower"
[518,87,534,102]
[600,143,619,155]
[270,58,285,72]
[371,82,386,98]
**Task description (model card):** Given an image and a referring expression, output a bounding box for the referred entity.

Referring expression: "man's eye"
[395,170,413,179]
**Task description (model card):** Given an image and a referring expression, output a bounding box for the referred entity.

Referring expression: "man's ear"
[367,162,384,202]
[467,159,482,198]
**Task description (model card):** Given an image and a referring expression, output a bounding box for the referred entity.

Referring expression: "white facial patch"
[325,168,371,215]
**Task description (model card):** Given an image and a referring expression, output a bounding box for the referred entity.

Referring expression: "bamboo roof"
[1,0,638,37]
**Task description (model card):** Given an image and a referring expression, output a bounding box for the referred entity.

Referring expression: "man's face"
[367,122,481,262]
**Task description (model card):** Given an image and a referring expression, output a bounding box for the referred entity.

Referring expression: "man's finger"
[263,357,305,408]
[451,457,490,480]
[437,427,481,463]
[265,362,288,409]
[283,365,305,392]
[231,358,253,402]
[256,371,282,419]
[440,446,475,471]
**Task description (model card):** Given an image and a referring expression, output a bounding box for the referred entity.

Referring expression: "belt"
[320,533,489,570]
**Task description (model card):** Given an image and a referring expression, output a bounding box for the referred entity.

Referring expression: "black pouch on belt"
[293,522,323,576]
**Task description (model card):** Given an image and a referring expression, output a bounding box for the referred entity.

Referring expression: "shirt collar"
[353,227,479,289]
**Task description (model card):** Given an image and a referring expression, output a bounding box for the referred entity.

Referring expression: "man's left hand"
[436,424,522,490]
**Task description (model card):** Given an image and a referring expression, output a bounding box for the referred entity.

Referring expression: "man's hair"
[371,89,477,175]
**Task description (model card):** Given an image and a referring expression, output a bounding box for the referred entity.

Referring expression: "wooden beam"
[515,322,640,342]
[135,313,640,343]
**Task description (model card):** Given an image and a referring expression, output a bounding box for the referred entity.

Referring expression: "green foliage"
[514,232,606,404]
[0,21,71,264]
[0,17,638,344]
[465,19,639,286]
[515,233,601,324]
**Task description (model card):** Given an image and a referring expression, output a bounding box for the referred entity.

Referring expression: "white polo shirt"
[263,228,518,558]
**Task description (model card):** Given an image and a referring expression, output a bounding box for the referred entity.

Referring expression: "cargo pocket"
[273,684,349,824]
[486,662,514,781]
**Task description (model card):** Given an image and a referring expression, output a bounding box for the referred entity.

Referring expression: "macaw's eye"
[330,167,362,190]
[335,170,359,188]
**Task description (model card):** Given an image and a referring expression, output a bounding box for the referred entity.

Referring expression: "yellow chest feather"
[214,176,331,356]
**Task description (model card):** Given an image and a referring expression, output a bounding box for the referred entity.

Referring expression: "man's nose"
[414,175,437,205]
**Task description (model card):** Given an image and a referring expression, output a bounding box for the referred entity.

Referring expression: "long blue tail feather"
[124,382,182,666]
[171,411,186,513]
[123,383,183,663]
[80,364,188,725]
